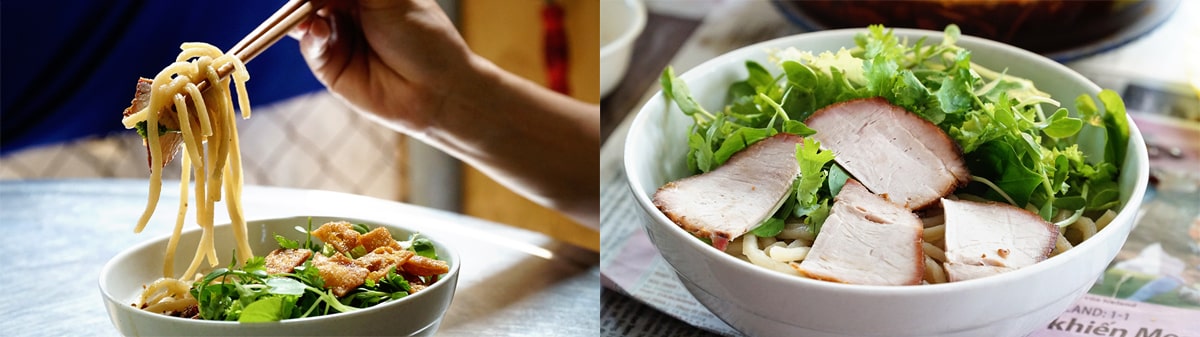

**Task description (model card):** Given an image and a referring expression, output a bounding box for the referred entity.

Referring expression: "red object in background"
[542,1,570,95]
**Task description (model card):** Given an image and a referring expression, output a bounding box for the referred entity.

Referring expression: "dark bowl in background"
[774,0,1178,62]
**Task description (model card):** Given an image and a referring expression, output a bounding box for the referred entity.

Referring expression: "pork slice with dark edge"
[792,179,925,285]
[804,97,970,210]
[941,198,1058,282]
[653,133,803,251]
[123,77,183,168]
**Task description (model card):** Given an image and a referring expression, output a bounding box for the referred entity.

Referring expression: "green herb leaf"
[827,164,851,197]
[794,138,836,216]
[936,69,975,115]
[239,296,286,323]
[275,234,300,249]
[349,245,368,259]
[687,131,711,173]
[744,61,778,96]
[661,66,715,125]
[266,277,307,296]
[1042,108,1083,139]
[713,127,773,166]
[320,243,337,257]
[781,120,816,136]
[805,198,832,235]
[1053,196,1086,210]
[969,140,1043,207]
[134,121,170,139]
[243,256,267,274]
[750,217,785,237]
[1086,179,1121,211]
[411,237,438,260]
[293,262,324,288]
[1098,90,1130,165]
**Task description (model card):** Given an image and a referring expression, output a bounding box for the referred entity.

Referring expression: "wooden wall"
[459,0,599,251]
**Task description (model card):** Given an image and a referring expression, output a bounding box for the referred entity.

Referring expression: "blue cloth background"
[1,0,325,155]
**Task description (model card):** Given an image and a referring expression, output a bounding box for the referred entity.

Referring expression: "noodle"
[922,242,947,263]
[922,224,945,243]
[1095,209,1117,232]
[163,154,191,277]
[123,42,253,313]
[923,256,947,284]
[766,241,810,262]
[1068,217,1098,243]
[1052,233,1074,256]
[741,234,800,275]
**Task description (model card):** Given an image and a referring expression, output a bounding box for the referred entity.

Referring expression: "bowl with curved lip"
[600,0,646,97]
[623,28,1149,337]
[100,216,460,336]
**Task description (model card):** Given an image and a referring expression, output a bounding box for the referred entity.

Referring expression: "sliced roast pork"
[653,133,803,251]
[792,179,925,285]
[804,97,969,209]
[123,77,183,168]
[941,198,1058,282]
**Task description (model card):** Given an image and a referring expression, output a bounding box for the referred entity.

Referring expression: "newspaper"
[599,1,1200,335]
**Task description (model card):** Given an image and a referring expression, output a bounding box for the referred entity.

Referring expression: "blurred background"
[0,0,599,251]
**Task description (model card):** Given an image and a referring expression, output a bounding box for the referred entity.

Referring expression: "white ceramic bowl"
[600,0,646,97]
[100,216,460,336]
[624,28,1149,337]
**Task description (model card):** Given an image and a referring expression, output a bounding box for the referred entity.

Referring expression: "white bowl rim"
[600,0,647,58]
[624,27,1150,297]
[98,215,462,325]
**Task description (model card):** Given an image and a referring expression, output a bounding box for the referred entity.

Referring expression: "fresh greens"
[343,266,412,308]
[190,256,363,322]
[188,222,442,322]
[793,137,836,219]
[410,236,438,260]
[661,24,1129,240]
[134,120,171,138]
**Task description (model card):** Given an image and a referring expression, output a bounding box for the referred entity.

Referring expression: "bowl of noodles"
[623,26,1149,337]
[99,216,460,336]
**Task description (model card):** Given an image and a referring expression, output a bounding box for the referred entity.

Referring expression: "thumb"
[297,12,333,72]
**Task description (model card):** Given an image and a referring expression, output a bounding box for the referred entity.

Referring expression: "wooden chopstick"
[231,0,314,62]
[229,0,312,58]
[198,0,314,91]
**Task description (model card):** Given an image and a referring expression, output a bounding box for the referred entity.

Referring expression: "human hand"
[292,0,480,136]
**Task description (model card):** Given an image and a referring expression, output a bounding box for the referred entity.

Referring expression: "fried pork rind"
[264,248,313,275]
[354,246,415,281]
[311,253,369,297]
[358,227,401,252]
[303,221,449,296]
[403,255,450,277]
[311,221,361,254]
